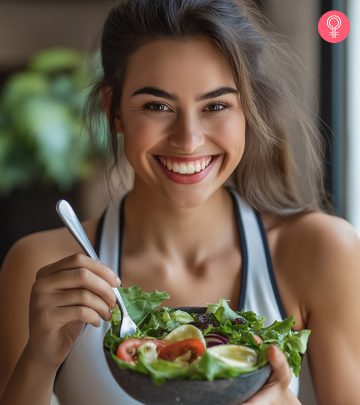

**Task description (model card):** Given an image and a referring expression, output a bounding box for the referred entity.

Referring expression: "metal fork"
[56,199,138,337]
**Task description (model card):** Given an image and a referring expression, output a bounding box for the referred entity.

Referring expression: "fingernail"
[116,277,121,287]
[272,345,280,357]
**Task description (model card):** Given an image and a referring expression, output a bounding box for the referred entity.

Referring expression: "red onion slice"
[204,332,229,347]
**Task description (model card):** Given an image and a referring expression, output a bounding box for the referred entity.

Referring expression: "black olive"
[232,317,246,325]
[189,321,210,330]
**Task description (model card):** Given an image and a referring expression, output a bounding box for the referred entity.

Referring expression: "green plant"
[0,47,108,195]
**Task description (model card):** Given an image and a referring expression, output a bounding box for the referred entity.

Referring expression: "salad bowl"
[104,306,272,405]
[103,287,310,405]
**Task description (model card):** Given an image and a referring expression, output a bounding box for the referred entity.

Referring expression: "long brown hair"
[86,0,329,215]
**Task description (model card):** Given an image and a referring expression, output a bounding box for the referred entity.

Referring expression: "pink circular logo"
[318,10,350,43]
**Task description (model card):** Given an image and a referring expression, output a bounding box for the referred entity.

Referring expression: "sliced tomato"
[158,338,206,362]
[116,338,169,363]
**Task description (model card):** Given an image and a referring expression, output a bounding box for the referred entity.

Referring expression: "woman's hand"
[243,345,300,405]
[26,253,120,370]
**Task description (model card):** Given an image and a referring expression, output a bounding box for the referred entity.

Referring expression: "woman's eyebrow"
[132,87,176,100]
[131,86,239,101]
[196,87,239,101]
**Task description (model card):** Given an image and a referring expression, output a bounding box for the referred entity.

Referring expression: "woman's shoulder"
[267,209,360,277]
[264,210,360,328]
[276,210,359,255]
[264,209,359,252]
[1,217,100,277]
[267,210,359,302]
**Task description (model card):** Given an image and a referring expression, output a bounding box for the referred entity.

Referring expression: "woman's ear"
[101,87,124,133]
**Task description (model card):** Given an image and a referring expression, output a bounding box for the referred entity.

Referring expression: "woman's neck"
[122,178,236,264]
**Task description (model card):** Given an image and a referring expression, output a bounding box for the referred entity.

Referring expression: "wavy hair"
[86,0,329,215]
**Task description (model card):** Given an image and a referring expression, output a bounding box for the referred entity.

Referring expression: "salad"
[104,286,310,384]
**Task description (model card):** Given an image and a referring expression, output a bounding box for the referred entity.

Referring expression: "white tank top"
[54,188,316,404]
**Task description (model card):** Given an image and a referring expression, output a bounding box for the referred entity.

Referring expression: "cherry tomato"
[116,338,169,363]
[158,338,206,362]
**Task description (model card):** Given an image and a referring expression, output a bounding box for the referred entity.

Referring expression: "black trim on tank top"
[227,187,248,311]
[254,210,288,320]
[94,211,106,257]
[118,195,126,277]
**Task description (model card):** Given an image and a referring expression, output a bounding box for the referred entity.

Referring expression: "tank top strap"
[98,195,122,272]
[93,192,126,277]
[227,188,301,397]
[227,187,286,323]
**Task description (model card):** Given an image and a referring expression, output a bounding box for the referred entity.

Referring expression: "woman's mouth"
[155,155,219,184]
[159,156,212,174]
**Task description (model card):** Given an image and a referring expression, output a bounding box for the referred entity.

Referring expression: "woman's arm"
[0,234,49,400]
[0,220,116,404]
[303,216,360,405]
[243,213,360,405]
[0,344,57,405]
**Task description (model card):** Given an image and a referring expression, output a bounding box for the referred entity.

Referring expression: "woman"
[0,1,359,404]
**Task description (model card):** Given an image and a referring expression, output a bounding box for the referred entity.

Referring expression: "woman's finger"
[242,346,292,405]
[53,288,113,322]
[266,345,292,388]
[34,305,103,331]
[33,267,118,309]
[36,253,120,289]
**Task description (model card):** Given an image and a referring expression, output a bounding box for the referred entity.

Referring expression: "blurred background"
[0,0,358,267]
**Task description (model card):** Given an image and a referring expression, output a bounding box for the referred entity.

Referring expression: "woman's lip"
[154,155,220,185]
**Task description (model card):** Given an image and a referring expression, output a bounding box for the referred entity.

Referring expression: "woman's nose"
[168,113,205,154]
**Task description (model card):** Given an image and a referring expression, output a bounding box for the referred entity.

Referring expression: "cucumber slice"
[164,325,206,346]
[207,344,257,368]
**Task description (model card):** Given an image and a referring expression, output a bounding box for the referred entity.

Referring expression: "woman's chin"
[161,186,217,210]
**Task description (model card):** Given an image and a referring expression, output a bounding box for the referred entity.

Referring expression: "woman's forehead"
[122,38,237,96]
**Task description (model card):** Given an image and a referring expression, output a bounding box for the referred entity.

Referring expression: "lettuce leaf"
[206,298,241,322]
[120,286,170,324]
[138,308,194,338]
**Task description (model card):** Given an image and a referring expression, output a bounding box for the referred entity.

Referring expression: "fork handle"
[56,200,129,315]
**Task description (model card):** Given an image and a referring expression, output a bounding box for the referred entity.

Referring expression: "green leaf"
[120,286,170,324]
[0,48,107,194]
[1,72,49,111]
[191,350,258,381]
[29,48,83,73]
[206,298,240,322]
[260,315,295,336]
[284,330,311,354]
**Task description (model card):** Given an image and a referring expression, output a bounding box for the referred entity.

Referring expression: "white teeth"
[179,163,187,174]
[187,163,195,174]
[158,156,213,175]
[173,162,180,172]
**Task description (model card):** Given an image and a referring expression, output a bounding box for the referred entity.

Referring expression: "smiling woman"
[1,1,360,405]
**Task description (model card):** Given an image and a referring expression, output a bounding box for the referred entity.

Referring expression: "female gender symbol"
[327,15,341,38]
[318,10,350,43]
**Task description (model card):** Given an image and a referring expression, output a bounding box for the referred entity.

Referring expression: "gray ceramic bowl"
[104,307,272,405]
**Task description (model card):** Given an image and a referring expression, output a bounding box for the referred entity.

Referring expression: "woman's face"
[118,38,246,208]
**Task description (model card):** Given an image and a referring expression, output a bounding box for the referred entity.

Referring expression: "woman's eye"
[204,103,229,112]
[143,103,170,112]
